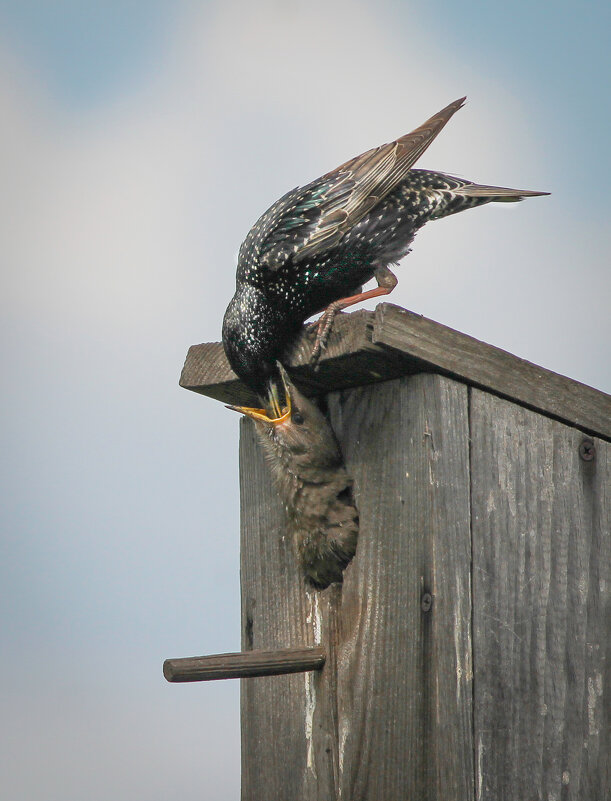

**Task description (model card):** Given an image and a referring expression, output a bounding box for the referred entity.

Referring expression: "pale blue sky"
[0,0,177,103]
[1,2,609,799]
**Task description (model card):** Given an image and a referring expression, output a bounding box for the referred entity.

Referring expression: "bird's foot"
[309,266,399,367]
[310,302,344,366]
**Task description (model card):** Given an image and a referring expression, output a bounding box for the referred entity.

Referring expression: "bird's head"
[227,363,343,475]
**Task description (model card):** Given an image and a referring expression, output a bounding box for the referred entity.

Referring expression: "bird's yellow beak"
[226,403,291,424]
[226,368,292,425]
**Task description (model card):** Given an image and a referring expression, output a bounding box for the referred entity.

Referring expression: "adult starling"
[222,96,548,418]
[229,364,358,590]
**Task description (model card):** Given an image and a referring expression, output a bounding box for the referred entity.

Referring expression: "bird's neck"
[222,284,300,399]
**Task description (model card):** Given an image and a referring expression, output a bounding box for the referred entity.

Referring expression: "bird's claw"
[309,302,343,367]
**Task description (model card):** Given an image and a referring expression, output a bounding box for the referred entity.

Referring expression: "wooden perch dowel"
[163,646,326,682]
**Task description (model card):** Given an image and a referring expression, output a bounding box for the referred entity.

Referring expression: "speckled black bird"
[222,97,548,418]
[229,364,358,589]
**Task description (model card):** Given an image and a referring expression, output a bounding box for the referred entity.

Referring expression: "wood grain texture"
[180,303,610,440]
[239,375,475,799]
[163,646,325,682]
[239,417,338,801]
[470,390,610,801]
[233,346,609,797]
[327,374,474,800]
[180,310,385,408]
[373,304,611,441]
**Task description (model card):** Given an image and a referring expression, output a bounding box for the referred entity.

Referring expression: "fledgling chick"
[229,364,358,589]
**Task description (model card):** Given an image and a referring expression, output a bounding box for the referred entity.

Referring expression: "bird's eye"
[292,410,304,425]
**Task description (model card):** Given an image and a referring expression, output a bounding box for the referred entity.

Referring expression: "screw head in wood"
[421,592,433,612]
[579,439,595,461]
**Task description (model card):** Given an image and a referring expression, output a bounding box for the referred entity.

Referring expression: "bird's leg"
[310,265,398,364]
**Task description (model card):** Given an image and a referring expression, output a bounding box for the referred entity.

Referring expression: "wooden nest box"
[172,303,610,801]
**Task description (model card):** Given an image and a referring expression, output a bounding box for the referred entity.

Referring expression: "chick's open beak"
[226,366,292,425]
[226,403,291,424]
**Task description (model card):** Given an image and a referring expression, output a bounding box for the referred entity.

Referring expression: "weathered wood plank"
[180,310,384,407]
[239,374,476,799]
[180,303,611,440]
[373,304,611,441]
[163,646,325,682]
[327,374,474,800]
[305,584,342,800]
[470,390,610,801]
[239,418,338,801]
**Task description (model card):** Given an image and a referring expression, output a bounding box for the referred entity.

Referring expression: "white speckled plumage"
[222,97,548,402]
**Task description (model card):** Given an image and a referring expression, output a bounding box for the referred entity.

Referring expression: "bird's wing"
[239,185,327,273]
[248,97,466,272]
[255,178,356,270]
[290,96,466,262]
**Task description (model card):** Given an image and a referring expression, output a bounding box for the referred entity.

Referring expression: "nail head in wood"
[579,438,596,461]
[421,592,433,612]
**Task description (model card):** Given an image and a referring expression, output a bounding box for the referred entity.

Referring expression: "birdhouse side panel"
[470,390,610,801]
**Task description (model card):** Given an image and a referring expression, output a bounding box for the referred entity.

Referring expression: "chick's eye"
[292,410,304,425]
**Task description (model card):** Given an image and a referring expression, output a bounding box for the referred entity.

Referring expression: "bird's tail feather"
[455,183,550,202]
